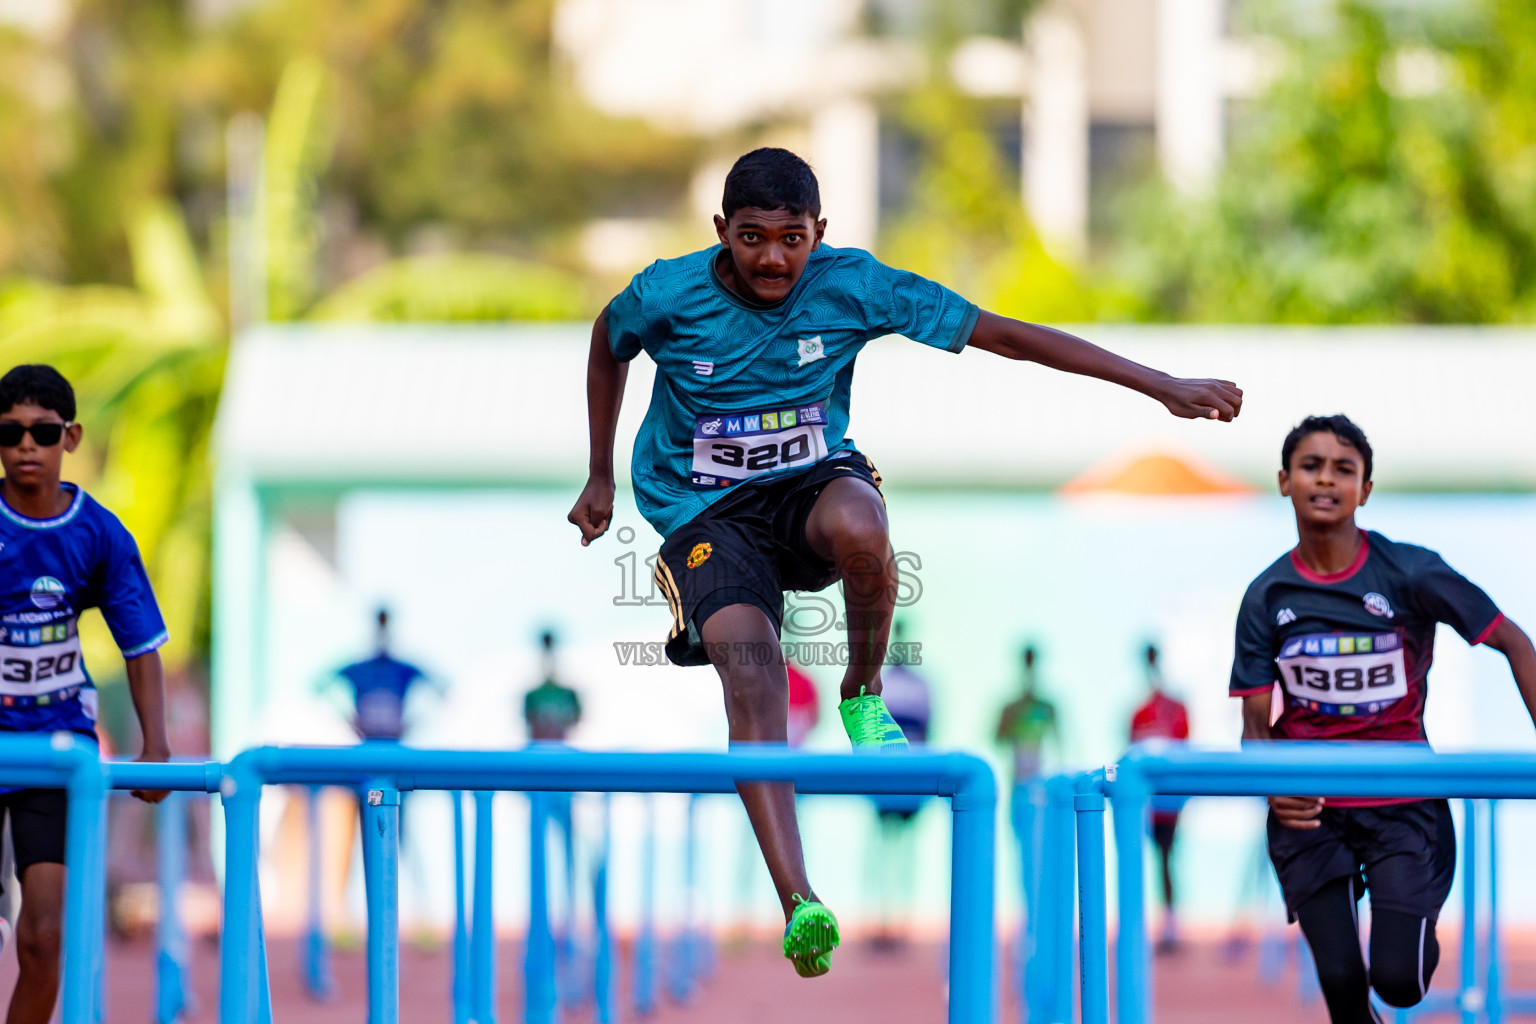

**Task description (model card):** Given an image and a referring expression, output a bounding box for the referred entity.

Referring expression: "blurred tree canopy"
[1115,0,1536,323]
[0,0,694,680]
[876,0,1086,322]
[0,0,694,300]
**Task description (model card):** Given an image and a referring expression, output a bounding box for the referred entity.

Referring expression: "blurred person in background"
[522,629,583,993]
[524,629,582,743]
[996,644,1059,948]
[1129,642,1191,953]
[865,621,931,950]
[785,653,819,749]
[322,608,441,945]
[327,608,437,744]
[996,645,1059,783]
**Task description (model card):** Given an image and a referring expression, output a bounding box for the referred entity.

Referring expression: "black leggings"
[1296,876,1439,1023]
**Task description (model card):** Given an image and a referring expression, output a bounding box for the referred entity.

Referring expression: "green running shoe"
[839,686,909,752]
[782,895,839,978]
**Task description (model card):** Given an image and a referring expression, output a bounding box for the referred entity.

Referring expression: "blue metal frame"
[216,745,997,1024]
[1088,742,1536,1024]
[0,739,236,1024]
[301,784,335,1002]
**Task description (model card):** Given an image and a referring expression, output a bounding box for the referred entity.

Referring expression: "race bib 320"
[0,619,87,698]
[690,403,829,489]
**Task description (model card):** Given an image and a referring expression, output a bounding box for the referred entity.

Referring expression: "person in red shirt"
[1130,643,1190,953]
[786,658,820,749]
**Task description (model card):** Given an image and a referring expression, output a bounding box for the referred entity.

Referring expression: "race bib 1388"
[1276,630,1408,717]
[691,402,829,489]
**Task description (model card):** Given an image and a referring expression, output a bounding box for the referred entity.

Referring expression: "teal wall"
[229,485,1536,932]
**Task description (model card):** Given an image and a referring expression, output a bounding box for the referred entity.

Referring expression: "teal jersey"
[608,244,978,537]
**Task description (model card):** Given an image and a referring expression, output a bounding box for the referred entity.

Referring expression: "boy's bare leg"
[803,477,897,701]
[8,862,64,1024]
[702,603,812,920]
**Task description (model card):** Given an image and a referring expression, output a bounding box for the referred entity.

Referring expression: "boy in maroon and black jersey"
[1230,414,1536,1024]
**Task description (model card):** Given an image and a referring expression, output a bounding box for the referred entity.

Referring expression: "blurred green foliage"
[311,254,584,322]
[877,0,1085,321]
[0,1,693,679]
[1116,0,1536,323]
[880,85,1088,323]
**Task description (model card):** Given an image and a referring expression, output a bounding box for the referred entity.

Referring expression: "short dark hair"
[721,148,821,221]
[0,365,75,420]
[1282,414,1373,482]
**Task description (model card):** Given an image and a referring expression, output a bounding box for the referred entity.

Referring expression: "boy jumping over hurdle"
[570,148,1242,977]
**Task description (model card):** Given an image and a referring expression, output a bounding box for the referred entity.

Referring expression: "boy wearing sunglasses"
[0,364,170,1024]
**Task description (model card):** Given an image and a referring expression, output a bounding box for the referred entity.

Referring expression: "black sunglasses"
[0,422,70,447]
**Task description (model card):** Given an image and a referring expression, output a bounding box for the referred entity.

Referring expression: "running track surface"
[5,931,1530,1022]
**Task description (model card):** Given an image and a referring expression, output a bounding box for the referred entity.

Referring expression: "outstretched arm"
[568,308,628,546]
[967,311,1243,421]
[1484,617,1536,730]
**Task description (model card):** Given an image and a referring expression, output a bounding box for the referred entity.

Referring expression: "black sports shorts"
[0,787,68,889]
[1267,798,1455,923]
[653,450,883,668]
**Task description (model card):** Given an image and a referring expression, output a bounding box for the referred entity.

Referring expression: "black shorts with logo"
[0,787,68,890]
[653,450,883,667]
[1266,798,1455,922]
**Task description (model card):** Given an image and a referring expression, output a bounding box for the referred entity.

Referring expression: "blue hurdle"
[216,745,998,1024]
[1080,743,1536,1024]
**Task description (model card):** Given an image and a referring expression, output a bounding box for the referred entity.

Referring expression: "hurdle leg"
[1112,776,1152,1024]
[472,791,498,1024]
[1460,800,1480,1024]
[453,792,472,1024]
[361,781,402,1024]
[303,784,334,1000]
[155,792,189,1024]
[947,764,996,1024]
[525,791,557,1024]
[1075,774,1109,1024]
[1487,800,1502,1024]
[62,759,107,1024]
[1045,775,1076,1024]
[593,794,617,1024]
[219,767,264,1024]
[670,793,700,1004]
[632,795,656,1017]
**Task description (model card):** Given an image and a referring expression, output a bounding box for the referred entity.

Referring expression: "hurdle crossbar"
[1094,742,1536,1024]
[217,745,998,1024]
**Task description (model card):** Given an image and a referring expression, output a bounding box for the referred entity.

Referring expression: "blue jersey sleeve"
[96,520,168,658]
[1406,550,1502,645]
[605,265,654,363]
[858,255,979,353]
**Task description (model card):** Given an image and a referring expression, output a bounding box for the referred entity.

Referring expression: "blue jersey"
[338,654,425,740]
[608,244,978,537]
[0,484,167,737]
